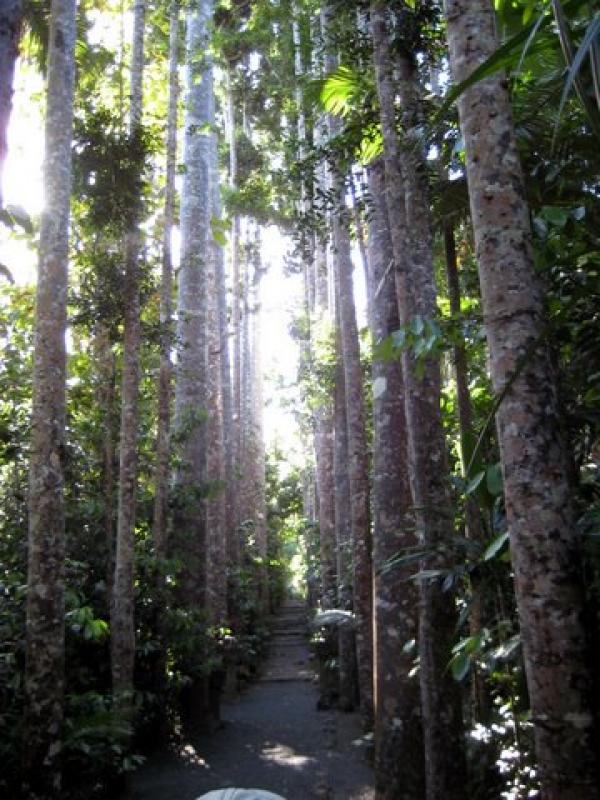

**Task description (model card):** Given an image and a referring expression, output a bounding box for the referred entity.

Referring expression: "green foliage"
[72,108,155,234]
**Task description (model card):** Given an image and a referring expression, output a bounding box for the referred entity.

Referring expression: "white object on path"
[196,790,286,800]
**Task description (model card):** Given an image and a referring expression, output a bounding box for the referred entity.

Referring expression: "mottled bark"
[238,230,268,612]
[23,0,76,795]
[152,0,179,562]
[227,68,242,546]
[250,231,269,614]
[323,3,373,729]
[172,0,213,611]
[297,9,336,611]
[350,175,373,330]
[211,118,237,585]
[371,5,465,797]
[369,159,425,800]
[0,0,22,209]
[334,315,358,713]
[314,407,336,609]
[444,1,599,796]
[111,0,145,699]
[205,65,228,627]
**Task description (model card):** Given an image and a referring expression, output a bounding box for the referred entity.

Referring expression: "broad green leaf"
[555,10,600,137]
[3,204,34,235]
[492,633,521,661]
[450,651,470,681]
[411,315,424,336]
[374,334,395,362]
[465,470,486,495]
[412,569,444,582]
[435,0,590,123]
[486,463,503,496]
[392,328,407,350]
[541,205,569,227]
[321,66,359,118]
[483,531,509,561]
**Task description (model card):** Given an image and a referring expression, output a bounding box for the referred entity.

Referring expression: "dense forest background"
[0,0,599,798]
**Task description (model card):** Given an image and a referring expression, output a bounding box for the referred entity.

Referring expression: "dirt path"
[127,602,374,800]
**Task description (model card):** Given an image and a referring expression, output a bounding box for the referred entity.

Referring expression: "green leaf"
[541,205,569,227]
[391,328,407,350]
[483,531,509,561]
[554,6,600,138]
[321,66,359,117]
[411,315,424,336]
[486,463,503,496]
[434,0,590,123]
[0,263,15,283]
[465,470,486,495]
[212,228,227,247]
[491,633,521,661]
[1,204,34,235]
[450,651,470,681]
[374,334,395,362]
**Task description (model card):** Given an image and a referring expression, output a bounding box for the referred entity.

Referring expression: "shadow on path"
[127,603,374,800]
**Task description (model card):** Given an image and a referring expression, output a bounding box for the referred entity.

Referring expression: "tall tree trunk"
[0,0,22,210]
[249,229,269,614]
[444,1,599,796]
[333,320,358,712]
[23,0,76,795]
[172,0,213,612]
[331,203,373,728]
[368,159,425,800]
[205,63,228,627]
[371,5,465,797]
[210,110,237,599]
[295,5,337,611]
[111,0,145,699]
[227,67,243,552]
[322,3,373,729]
[350,174,373,330]
[153,0,179,562]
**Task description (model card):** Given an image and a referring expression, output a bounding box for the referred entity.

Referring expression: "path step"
[258,602,314,683]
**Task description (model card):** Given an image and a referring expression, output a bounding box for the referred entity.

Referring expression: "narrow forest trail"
[128,601,374,800]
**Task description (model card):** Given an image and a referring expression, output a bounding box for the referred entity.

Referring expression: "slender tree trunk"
[350,175,373,329]
[323,3,373,729]
[227,68,243,553]
[333,320,358,713]
[331,199,373,728]
[444,1,599,796]
[210,111,237,595]
[172,0,213,612]
[153,0,179,562]
[23,0,76,795]
[295,6,337,611]
[147,0,178,729]
[371,5,465,796]
[111,0,145,699]
[205,63,228,628]
[249,229,269,614]
[0,0,22,210]
[369,159,425,800]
